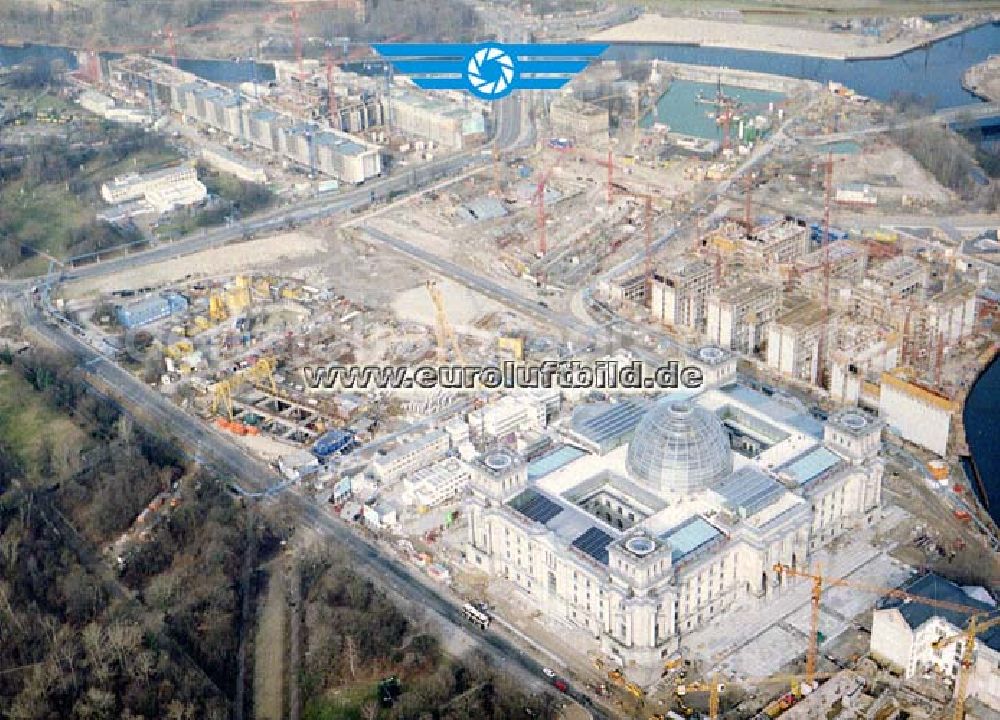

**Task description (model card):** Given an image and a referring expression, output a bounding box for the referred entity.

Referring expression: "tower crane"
[426,281,465,365]
[675,671,842,720]
[608,182,657,307]
[772,564,990,686]
[931,613,1000,720]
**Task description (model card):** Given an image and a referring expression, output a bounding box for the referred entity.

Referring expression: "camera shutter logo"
[371,43,608,101]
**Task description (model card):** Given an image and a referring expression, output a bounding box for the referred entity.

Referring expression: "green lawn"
[0,128,180,273]
[0,180,92,257]
[0,369,87,472]
[303,684,379,720]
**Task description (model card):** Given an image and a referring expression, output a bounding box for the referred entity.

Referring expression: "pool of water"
[640,79,785,140]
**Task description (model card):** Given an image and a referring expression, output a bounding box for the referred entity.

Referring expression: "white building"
[705,280,781,353]
[278,450,320,481]
[362,501,399,530]
[468,395,547,440]
[444,418,471,447]
[100,163,207,212]
[372,430,449,482]
[836,182,878,206]
[878,369,956,456]
[199,147,268,184]
[464,386,884,671]
[766,300,829,386]
[829,335,900,406]
[870,574,999,712]
[404,457,473,508]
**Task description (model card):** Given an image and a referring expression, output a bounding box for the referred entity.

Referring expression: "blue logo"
[370,42,608,100]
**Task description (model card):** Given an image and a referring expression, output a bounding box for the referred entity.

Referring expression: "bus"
[461,603,490,630]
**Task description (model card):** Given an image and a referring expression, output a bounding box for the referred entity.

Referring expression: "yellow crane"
[677,671,841,720]
[607,668,645,700]
[426,280,466,366]
[772,564,989,685]
[211,356,278,419]
[931,614,1000,720]
[209,292,228,322]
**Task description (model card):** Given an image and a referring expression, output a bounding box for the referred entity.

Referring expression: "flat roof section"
[714,466,785,517]
[570,400,648,448]
[571,526,614,564]
[528,445,587,482]
[660,516,722,563]
[778,446,842,487]
[508,488,564,525]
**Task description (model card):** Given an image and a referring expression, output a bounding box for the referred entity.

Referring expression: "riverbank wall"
[593,15,998,62]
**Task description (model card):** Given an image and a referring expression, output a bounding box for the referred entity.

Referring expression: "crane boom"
[773,563,989,692]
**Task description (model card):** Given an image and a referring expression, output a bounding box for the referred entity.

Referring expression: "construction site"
[38,22,1000,720]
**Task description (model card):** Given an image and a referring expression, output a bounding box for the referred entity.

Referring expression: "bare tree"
[361,700,379,720]
[344,634,358,680]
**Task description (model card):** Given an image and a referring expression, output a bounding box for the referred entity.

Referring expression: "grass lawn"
[302,682,379,720]
[0,368,87,472]
[0,133,180,272]
[0,180,93,257]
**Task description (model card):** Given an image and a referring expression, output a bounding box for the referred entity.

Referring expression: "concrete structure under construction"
[877,368,956,457]
[548,95,610,141]
[853,255,927,323]
[828,333,900,406]
[650,258,715,331]
[463,386,884,670]
[705,280,781,353]
[765,299,829,386]
[870,573,1000,713]
[388,89,486,151]
[106,55,382,184]
[199,147,268,184]
[373,429,450,482]
[737,219,810,268]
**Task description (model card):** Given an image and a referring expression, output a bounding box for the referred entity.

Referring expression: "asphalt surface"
[0,92,525,295]
[3,93,613,716]
[23,303,604,715]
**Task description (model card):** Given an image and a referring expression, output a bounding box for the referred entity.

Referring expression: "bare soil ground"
[253,563,287,720]
[62,232,326,299]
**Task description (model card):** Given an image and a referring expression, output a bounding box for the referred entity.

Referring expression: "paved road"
[796,101,1000,144]
[0,92,525,294]
[22,303,605,714]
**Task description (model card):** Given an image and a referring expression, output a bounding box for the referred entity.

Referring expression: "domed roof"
[626,399,733,495]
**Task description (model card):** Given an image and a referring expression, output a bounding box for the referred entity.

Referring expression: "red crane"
[533,169,552,256]
[165,27,178,67]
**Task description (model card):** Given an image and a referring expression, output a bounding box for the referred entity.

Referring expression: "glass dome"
[626,399,733,495]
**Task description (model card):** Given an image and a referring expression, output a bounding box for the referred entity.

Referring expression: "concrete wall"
[870,608,913,672]
[878,382,951,456]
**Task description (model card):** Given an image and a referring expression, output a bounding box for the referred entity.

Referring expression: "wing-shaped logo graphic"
[370,43,608,100]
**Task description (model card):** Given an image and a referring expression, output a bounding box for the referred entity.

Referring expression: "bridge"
[800,101,1000,144]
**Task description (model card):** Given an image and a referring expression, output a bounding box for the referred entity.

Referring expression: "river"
[0,44,276,83]
[963,353,1000,525]
[605,21,1000,109]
